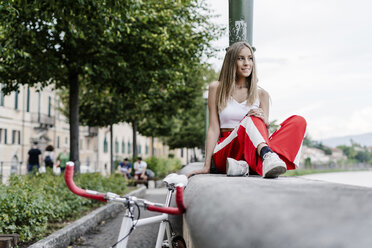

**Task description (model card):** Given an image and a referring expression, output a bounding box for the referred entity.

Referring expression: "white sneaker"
[226,158,249,176]
[262,152,287,178]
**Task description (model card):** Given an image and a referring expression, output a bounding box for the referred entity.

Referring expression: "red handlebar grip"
[147,187,186,215]
[175,186,186,213]
[65,164,107,202]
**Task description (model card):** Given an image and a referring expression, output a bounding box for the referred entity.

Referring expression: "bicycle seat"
[163,173,188,187]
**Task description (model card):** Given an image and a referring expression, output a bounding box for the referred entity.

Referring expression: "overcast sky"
[204,0,372,141]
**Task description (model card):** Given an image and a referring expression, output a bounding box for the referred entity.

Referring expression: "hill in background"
[321,132,372,148]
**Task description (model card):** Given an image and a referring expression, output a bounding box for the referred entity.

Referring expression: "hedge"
[145,157,182,178]
[0,169,127,242]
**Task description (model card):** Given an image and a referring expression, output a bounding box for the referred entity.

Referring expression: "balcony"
[87,127,98,137]
[31,113,55,128]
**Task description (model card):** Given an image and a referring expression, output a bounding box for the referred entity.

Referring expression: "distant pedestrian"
[44,144,55,169]
[27,141,42,173]
[134,157,147,181]
[117,158,132,179]
[56,145,70,173]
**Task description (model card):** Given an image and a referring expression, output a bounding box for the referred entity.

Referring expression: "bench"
[0,234,19,248]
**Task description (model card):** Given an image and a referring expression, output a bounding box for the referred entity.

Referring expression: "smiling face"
[235,47,253,79]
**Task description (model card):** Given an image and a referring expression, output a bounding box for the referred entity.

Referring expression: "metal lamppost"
[229,0,254,46]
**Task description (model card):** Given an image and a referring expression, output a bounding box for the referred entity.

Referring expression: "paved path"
[301,170,372,188]
[72,188,169,248]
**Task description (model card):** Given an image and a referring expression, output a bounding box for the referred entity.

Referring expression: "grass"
[283,168,369,177]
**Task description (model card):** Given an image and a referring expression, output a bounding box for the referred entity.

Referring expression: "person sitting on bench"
[134,157,148,181]
[117,158,132,179]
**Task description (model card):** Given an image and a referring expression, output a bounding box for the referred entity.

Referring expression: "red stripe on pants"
[212,115,307,176]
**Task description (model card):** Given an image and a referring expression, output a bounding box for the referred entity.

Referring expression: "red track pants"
[212,115,307,176]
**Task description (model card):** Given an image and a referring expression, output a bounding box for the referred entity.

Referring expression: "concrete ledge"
[29,186,146,248]
[180,163,372,248]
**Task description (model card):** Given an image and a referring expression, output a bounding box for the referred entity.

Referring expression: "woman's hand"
[247,108,269,126]
[186,166,210,178]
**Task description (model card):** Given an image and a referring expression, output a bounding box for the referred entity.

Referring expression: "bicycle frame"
[64,162,187,248]
[117,188,175,248]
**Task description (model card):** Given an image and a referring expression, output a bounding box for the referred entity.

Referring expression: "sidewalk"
[29,186,147,248]
[71,188,171,248]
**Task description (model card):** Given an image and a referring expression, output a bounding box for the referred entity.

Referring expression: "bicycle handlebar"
[64,162,187,215]
[147,186,186,215]
[65,162,107,202]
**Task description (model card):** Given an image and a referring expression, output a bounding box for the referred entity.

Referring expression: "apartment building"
[0,84,193,183]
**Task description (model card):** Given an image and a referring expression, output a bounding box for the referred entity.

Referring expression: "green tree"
[337,145,357,160]
[355,150,369,163]
[268,120,280,136]
[116,0,220,159]
[0,0,134,172]
[1,0,221,166]
[166,66,219,154]
[167,95,205,150]
[76,0,221,160]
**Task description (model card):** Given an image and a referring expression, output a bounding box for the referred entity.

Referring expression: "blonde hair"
[216,42,258,112]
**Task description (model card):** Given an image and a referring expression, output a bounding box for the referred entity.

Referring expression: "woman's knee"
[291,115,307,129]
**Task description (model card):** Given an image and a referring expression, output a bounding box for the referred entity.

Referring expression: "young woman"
[188,42,307,178]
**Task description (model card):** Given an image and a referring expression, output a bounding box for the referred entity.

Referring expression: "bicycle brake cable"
[111,201,141,248]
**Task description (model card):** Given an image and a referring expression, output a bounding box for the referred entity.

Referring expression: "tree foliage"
[0,0,138,170]
[167,66,219,149]
[0,0,222,166]
[114,0,221,131]
[337,142,372,163]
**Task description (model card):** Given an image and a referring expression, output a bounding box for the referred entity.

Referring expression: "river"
[301,170,372,188]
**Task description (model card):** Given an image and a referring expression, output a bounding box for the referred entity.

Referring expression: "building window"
[115,138,119,154]
[128,141,131,154]
[145,144,149,155]
[4,129,7,144]
[57,136,60,148]
[26,87,30,112]
[138,144,142,154]
[122,140,125,153]
[103,137,108,153]
[12,130,16,144]
[18,130,21,145]
[87,139,90,150]
[14,91,19,110]
[65,137,68,145]
[48,96,51,117]
[181,148,184,158]
[0,128,2,143]
[57,99,60,120]
[80,139,83,150]
[0,84,4,106]
[38,92,41,121]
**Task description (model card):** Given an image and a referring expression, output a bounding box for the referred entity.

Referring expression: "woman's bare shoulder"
[258,87,269,99]
[209,81,219,89]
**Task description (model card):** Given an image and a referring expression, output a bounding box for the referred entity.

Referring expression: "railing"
[87,127,98,137]
[30,113,55,126]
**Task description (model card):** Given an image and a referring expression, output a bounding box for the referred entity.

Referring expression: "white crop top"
[219,97,260,128]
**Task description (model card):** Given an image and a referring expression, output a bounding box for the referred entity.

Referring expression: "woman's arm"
[247,88,270,127]
[258,88,270,127]
[187,81,220,177]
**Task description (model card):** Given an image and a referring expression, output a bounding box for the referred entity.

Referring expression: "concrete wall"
[179,163,372,248]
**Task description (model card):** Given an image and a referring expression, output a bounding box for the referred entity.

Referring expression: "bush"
[145,157,182,178]
[0,169,127,242]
